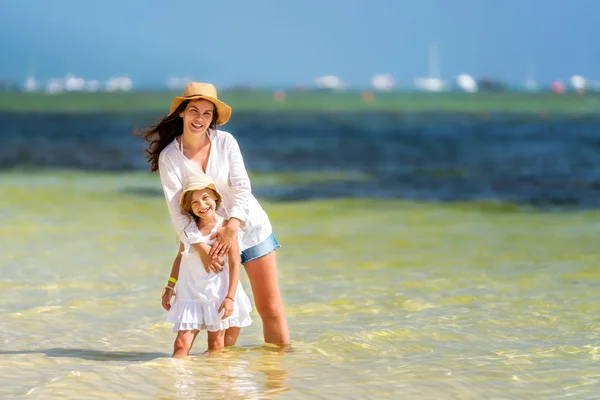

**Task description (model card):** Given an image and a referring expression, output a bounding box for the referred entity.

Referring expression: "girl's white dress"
[166,218,252,332]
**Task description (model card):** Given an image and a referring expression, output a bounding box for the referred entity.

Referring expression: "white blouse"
[158,129,272,251]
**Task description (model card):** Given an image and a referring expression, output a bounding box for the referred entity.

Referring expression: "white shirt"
[158,129,272,251]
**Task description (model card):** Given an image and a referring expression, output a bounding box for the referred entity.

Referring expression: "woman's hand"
[210,219,240,258]
[162,287,175,311]
[192,243,224,273]
[218,297,234,320]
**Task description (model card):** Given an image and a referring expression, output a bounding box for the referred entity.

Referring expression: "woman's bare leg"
[244,251,290,346]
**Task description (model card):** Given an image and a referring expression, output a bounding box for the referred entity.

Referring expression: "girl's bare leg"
[173,330,199,358]
[224,327,241,347]
[244,251,290,346]
[207,330,226,351]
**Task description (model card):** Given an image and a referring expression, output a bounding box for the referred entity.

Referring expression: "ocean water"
[2,111,600,207]
[1,112,599,398]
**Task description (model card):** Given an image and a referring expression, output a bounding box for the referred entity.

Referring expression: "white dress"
[166,218,253,332]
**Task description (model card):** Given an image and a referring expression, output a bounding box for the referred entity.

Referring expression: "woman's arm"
[162,242,184,311]
[210,136,251,257]
[218,231,240,320]
[179,225,224,273]
[226,136,252,226]
[158,156,196,237]
[191,242,223,273]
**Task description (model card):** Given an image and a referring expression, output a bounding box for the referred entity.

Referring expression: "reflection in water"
[172,361,196,399]
[170,347,290,399]
[0,348,168,362]
[247,347,291,398]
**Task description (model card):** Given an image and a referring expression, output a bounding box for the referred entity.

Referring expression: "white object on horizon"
[371,74,396,91]
[24,75,38,92]
[414,77,446,92]
[571,75,586,92]
[585,79,600,91]
[525,79,538,91]
[106,76,133,92]
[456,74,477,93]
[65,74,86,91]
[315,75,344,90]
[24,63,38,92]
[46,79,65,94]
[524,58,538,91]
[414,42,446,91]
[48,74,102,92]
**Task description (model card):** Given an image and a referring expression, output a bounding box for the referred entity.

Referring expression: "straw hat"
[169,82,232,125]
[179,173,223,209]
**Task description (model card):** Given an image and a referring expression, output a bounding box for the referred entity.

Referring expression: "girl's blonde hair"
[180,188,222,222]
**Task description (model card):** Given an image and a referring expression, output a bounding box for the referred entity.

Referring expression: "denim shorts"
[241,233,281,264]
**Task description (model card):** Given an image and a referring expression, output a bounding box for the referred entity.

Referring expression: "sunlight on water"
[1,170,599,398]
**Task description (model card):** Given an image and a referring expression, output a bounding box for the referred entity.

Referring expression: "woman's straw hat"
[169,82,232,125]
[179,173,223,209]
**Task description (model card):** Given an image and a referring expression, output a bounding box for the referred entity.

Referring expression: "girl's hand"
[218,297,234,320]
[162,287,175,311]
[210,220,238,258]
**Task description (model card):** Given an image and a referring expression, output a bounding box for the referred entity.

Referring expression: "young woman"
[141,82,290,347]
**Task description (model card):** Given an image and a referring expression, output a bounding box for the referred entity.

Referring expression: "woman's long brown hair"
[138,100,219,172]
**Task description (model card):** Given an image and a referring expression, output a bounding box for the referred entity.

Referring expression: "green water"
[1,170,599,399]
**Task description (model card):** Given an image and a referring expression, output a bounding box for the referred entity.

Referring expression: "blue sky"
[1,0,599,88]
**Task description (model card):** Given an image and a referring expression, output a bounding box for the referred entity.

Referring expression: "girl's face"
[190,188,218,220]
[180,99,215,136]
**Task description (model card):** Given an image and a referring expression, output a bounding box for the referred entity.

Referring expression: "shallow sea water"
[0,170,599,399]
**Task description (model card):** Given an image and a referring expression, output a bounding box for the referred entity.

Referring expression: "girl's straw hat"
[179,173,223,208]
[169,82,232,125]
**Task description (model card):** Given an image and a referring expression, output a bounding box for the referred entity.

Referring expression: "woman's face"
[191,188,218,220]
[180,99,215,136]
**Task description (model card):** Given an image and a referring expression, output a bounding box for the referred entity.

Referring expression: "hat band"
[184,94,216,99]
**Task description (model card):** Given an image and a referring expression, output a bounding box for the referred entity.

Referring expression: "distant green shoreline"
[1,90,599,114]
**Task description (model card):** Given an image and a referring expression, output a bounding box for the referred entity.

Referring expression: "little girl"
[161,173,252,357]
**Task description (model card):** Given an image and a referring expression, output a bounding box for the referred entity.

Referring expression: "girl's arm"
[162,242,184,311]
[218,231,240,320]
[225,231,241,299]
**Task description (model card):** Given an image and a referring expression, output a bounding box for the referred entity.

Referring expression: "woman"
[140,82,289,347]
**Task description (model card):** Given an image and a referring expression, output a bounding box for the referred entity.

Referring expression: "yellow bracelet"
[168,276,178,285]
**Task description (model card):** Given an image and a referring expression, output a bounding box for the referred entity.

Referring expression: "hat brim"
[179,182,223,209]
[169,95,231,125]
